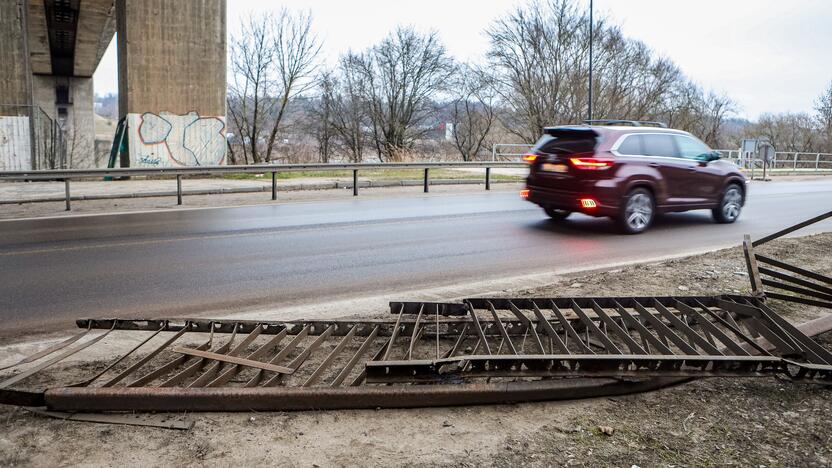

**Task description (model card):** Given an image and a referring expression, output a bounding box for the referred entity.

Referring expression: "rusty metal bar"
[467,302,492,355]
[0,328,91,372]
[755,255,832,285]
[758,267,832,296]
[631,300,698,355]
[207,329,289,387]
[507,302,546,353]
[442,324,471,359]
[589,300,645,354]
[550,300,592,353]
[0,324,116,389]
[75,326,166,387]
[102,324,192,388]
[570,300,621,354]
[761,278,832,303]
[486,301,517,354]
[263,325,337,386]
[245,325,310,387]
[693,300,770,356]
[172,347,293,374]
[126,341,211,388]
[613,302,673,355]
[674,301,749,356]
[743,234,765,296]
[383,304,406,361]
[651,300,722,355]
[303,325,358,387]
[160,326,238,388]
[188,324,264,388]
[752,210,832,246]
[530,303,570,354]
[407,304,425,360]
[330,325,380,387]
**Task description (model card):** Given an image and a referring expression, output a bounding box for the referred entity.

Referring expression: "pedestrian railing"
[717,150,832,175]
[0,161,526,211]
[492,142,832,175]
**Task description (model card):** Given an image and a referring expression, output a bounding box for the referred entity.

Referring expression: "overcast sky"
[92,0,832,121]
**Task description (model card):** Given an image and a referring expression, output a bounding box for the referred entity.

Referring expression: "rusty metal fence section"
[0,293,829,412]
[744,210,832,309]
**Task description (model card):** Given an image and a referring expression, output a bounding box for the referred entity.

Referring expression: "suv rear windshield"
[532,129,598,155]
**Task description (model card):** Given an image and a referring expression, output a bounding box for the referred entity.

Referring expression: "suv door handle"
[648,163,660,168]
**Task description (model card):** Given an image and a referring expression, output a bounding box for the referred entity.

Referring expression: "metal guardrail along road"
[0,161,526,211]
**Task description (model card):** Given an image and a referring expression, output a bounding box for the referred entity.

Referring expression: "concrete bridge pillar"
[116,0,227,167]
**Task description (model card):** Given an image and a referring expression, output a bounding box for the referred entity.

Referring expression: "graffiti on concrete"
[127,111,226,167]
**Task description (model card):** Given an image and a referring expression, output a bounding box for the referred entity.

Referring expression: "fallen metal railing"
[1,294,829,412]
[0,161,526,211]
[743,210,832,309]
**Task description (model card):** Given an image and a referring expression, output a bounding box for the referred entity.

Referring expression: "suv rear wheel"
[617,188,655,234]
[713,183,743,223]
[544,207,571,220]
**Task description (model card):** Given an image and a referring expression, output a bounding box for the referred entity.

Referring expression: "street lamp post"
[588,0,593,121]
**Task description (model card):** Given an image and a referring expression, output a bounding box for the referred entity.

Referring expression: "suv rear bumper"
[525,184,619,217]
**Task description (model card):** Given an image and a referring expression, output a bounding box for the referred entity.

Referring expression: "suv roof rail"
[583,119,668,128]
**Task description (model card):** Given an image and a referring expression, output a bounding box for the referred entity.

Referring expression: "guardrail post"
[423,168,429,193]
[271,171,277,200]
[64,179,71,211]
[485,167,491,190]
[176,175,182,205]
[353,169,358,196]
[817,153,821,171]
[794,153,798,174]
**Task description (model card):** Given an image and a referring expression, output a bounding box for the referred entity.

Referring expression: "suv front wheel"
[617,188,655,234]
[713,183,743,223]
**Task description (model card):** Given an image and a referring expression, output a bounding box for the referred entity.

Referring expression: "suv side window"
[615,134,643,155]
[674,135,712,160]
[643,134,681,158]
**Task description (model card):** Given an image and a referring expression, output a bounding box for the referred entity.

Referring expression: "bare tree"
[352,27,454,161]
[310,70,336,162]
[227,10,320,163]
[486,0,730,144]
[815,80,832,152]
[449,65,497,160]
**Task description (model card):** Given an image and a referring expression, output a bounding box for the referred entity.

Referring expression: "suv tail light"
[522,154,538,163]
[569,157,613,170]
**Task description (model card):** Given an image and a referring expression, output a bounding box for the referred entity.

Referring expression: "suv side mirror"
[697,151,720,163]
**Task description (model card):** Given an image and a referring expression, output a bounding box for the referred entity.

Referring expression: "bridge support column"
[116,0,227,168]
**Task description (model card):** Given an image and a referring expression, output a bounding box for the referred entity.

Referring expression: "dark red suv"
[522,120,747,234]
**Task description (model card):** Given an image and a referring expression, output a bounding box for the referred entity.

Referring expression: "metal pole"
[424,168,429,193]
[64,179,71,211]
[817,153,821,171]
[793,153,798,174]
[271,171,277,200]
[587,0,593,121]
[353,169,358,196]
[176,175,182,205]
[492,145,496,162]
[485,167,491,190]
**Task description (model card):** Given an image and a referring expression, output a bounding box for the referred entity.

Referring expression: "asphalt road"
[2,179,831,333]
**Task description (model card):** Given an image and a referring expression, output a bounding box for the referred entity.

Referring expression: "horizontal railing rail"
[0,161,525,181]
[0,161,527,212]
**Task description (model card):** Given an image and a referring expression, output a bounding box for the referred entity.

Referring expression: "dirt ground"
[0,233,830,467]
